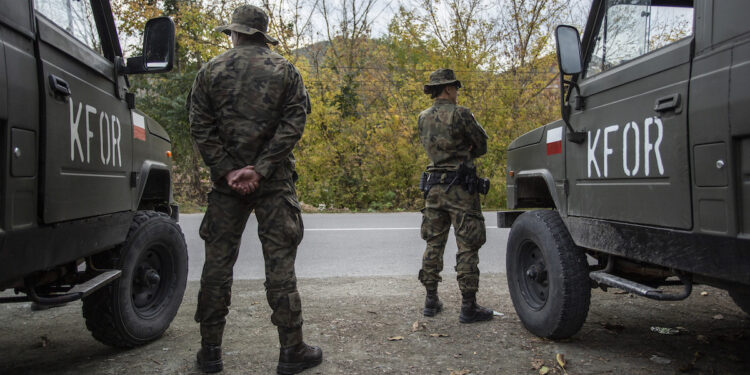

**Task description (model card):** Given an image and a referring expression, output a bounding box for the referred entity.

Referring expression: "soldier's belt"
[419,170,490,196]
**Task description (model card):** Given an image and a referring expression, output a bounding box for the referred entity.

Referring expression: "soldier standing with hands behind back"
[189,4,322,374]
[417,69,495,323]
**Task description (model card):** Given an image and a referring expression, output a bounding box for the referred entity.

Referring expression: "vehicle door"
[567,0,694,229]
[34,0,132,223]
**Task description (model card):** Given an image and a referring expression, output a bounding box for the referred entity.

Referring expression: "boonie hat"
[423,68,462,94]
[216,4,279,45]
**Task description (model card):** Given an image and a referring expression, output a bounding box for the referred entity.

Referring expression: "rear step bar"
[0,270,121,304]
[590,270,692,301]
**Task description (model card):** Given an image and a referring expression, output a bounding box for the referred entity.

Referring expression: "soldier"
[417,68,494,323]
[189,5,322,374]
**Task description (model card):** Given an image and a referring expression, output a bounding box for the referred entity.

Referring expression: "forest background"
[116,0,588,212]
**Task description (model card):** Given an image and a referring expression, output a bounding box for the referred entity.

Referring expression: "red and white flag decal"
[132,111,146,141]
[546,126,563,155]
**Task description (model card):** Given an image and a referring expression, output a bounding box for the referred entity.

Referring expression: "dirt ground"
[0,274,748,374]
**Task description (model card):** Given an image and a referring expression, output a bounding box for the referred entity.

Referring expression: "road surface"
[182,211,509,281]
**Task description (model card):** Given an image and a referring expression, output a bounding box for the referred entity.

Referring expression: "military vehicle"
[499,0,750,339]
[0,0,188,347]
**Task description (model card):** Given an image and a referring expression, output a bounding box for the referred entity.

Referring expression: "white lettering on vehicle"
[69,98,122,166]
[587,116,665,178]
[622,121,640,176]
[587,128,601,178]
[603,124,619,177]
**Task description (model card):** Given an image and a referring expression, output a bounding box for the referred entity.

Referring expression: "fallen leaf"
[651,326,680,335]
[449,370,470,375]
[700,291,709,296]
[713,314,724,320]
[696,335,710,344]
[412,321,419,332]
[429,333,449,337]
[557,353,568,375]
[387,336,403,341]
[614,290,628,294]
[650,354,672,365]
[601,322,625,332]
[531,359,544,370]
[539,365,550,375]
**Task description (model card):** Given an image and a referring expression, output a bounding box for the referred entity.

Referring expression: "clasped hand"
[226,166,262,195]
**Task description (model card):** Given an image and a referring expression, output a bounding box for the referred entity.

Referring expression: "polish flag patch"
[546,126,563,155]
[132,111,146,141]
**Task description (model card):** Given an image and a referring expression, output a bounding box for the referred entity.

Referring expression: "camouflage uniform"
[189,15,309,348]
[418,70,488,294]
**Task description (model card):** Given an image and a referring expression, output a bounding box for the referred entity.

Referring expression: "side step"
[29,270,122,305]
[590,270,692,301]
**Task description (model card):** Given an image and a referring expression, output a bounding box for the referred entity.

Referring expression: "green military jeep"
[0,0,187,347]
[499,0,750,339]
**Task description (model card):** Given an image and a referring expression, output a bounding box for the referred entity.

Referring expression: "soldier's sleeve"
[254,64,308,178]
[458,107,488,158]
[189,66,235,182]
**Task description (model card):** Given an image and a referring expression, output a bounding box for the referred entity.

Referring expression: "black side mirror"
[555,25,585,143]
[120,17,175,75]
[555,25,582,75]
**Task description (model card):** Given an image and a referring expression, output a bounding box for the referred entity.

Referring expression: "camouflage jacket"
[189,39,309,184]
[418,98,488,172]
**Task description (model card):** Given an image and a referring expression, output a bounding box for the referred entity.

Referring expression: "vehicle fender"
[512,169,561,211]
[135,160,171,207]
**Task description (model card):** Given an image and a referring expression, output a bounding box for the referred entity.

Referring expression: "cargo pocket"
[456,210,486,248]
[283,195,304,245]
[289,291,301,313]
[199,214,213,242]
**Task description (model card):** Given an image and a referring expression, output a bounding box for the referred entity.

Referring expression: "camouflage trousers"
[419,184,486,293]
[195,178,304,348]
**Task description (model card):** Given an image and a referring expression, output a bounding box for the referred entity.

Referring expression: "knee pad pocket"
[456,211,486,248]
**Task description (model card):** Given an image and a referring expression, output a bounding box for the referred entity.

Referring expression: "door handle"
[48,74,71,97]
[654,93,680,113]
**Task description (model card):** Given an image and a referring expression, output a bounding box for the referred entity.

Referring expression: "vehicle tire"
[82,211,188,347]
[506,210,591,339]
[728,288,750,316]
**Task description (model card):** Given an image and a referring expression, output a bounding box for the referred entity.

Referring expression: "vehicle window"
[585,0,693,77]
[35,0,103,55]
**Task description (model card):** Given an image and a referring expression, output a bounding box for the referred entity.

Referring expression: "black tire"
[82,211,188,347]
[729,288,750,316]
[506,210,591,339]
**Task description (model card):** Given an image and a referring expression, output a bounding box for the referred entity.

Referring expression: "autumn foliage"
[116,0,571,211]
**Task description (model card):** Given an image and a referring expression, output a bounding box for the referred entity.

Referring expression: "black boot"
[196,340,223,373]
[277,342,323,375]
[423,288,443,317]
[459,292,494,323]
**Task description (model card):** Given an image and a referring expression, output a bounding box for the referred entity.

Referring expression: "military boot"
[277,342,323,375]
[196,340,223,373]
[423,288,443,317]
[459,292,494,323]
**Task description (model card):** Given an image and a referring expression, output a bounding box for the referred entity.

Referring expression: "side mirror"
[555,25,586,144]
[120,17,175,75]
[555,25,582,75]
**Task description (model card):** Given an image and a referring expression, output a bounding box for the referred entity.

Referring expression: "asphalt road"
[182,211,509,281]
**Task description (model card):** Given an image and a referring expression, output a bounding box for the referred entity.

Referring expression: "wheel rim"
[517,240,549,310]
[131,243,174,318]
